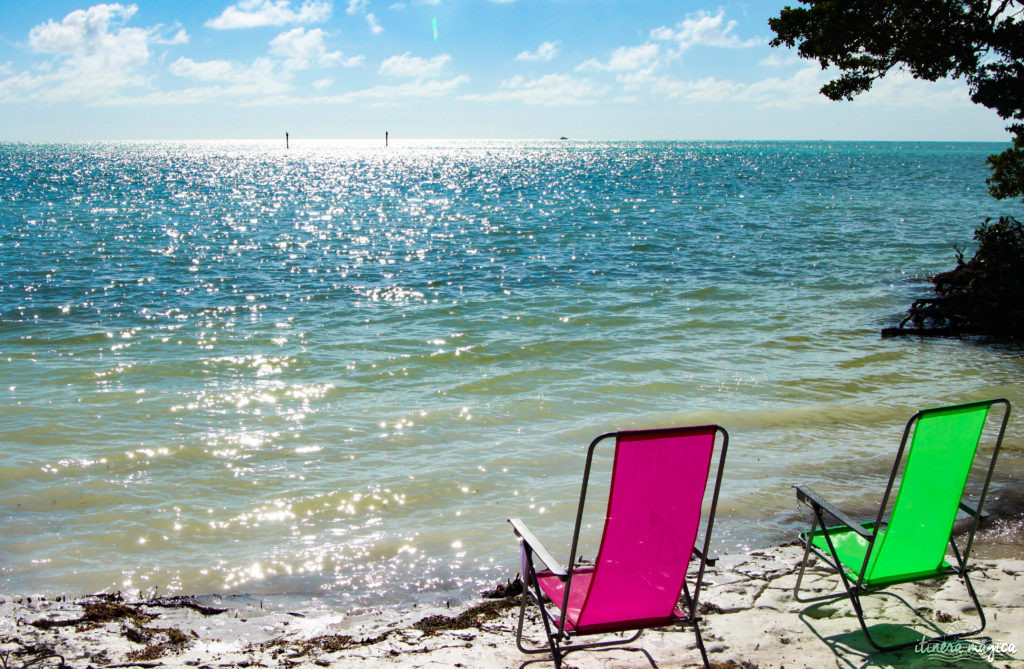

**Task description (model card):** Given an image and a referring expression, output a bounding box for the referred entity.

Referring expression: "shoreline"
[3,540,1022,668]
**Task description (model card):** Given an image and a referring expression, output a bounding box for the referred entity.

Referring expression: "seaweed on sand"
[252,579,524,660]
[254,631,394,660]
[0,638,65,669]
[411,594,520,636]
[123,626,193,662]
[480,577,523,599]
[28,601,154,631]
[25,595,196,662]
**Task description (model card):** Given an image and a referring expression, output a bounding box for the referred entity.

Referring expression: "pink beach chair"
[509,425,729,668]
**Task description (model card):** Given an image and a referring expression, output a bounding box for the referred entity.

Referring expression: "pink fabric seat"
[536,568,688,634]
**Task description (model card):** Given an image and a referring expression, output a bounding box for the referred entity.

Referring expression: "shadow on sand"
[797,594,1012,668]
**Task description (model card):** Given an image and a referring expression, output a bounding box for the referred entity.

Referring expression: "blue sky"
[0,1,1012,141]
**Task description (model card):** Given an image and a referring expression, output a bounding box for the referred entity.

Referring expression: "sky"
[0,0,1013,141]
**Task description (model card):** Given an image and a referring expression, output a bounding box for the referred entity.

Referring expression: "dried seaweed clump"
[412,596,519,636]
[253,630,395,663]
[28,600,154,631]
[124,626,193,661]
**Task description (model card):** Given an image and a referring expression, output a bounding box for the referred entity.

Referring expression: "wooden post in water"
[385,131,388,147]
[286,132,290,149]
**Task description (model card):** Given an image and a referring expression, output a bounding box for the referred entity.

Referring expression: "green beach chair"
[793,399,1011,652]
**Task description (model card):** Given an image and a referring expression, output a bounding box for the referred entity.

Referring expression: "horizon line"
[0,137,1013,144]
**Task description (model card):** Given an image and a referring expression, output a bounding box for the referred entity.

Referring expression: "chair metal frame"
[793,398,1011,652]
[509,424,729,669]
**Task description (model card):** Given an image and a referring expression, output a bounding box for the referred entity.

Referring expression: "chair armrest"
[692,546,718,567]
[959,500,990,521]
[508,518,568,579]
[795,484,872,540]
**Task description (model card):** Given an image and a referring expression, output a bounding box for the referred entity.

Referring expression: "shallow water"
[1,139,1022,609]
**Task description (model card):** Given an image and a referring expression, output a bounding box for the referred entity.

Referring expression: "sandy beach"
[3,541,1021,669]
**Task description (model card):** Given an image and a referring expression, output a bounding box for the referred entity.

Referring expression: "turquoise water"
[1,140,1022,609]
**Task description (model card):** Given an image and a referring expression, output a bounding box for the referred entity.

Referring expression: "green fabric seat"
[793,399,1011,653]
[806,522,952,588]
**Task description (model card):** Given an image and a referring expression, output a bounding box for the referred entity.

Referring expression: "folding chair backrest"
[865,402,991,583]
[575,426,718,629]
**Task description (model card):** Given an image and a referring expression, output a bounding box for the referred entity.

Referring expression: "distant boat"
[559,136,568,140]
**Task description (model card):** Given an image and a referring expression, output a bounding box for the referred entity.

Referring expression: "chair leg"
[514,554,652,666]
[847,545,989,653]
[692,619,710,669]
[848,590,888,650]
[515,588,532,653]
[792,516,816,602]
[850,589,936,653]
[793,514,847,604]
[849,579,988,653]
[514,544,564,666]
[531,580,562,667]
[952,539,987,638]
[959,568,987,637]
[515,594,563,666]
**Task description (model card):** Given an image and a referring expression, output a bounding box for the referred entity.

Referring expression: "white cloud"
[101,86,223,105]
[653,67,828,108]
[567,9,759,98]
[164,25,362,102]
[616,67,658,90]
[858,68,973,108]
[461,73,607,105]
[740,68,826,107]
[389,1,407,8]
[516,41,559,62]
[0,71,46,102]
[157,28,190,45]
[0,3,185,103]
[111,66,310,104]
[759,52,800,68]
[379,52,449,78]
[345,0,384,34]
[29,4,146,60]
[651,9,761,54]
[166,55,288,95]
[319,74,469,103]
[269,27,343,69]
[140,65,934,112]
[565,10,762,97]
[657,75,744,103]
[651,64,972,112]
[169,57,236,81]
[648,26,673,41]
[366,13,384,34]
[206,0,331,29]
[578,43,659,73]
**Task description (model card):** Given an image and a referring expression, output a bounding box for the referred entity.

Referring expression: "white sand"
[2,545,1021,668]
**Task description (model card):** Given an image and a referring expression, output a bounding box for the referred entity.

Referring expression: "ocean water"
[1,139,1022,610]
